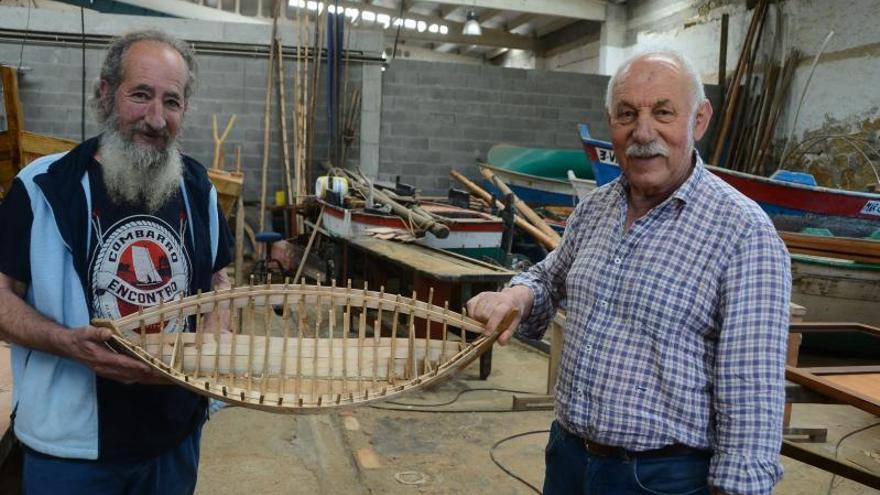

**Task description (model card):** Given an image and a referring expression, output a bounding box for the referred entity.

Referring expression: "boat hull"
[791,255,880,356]
[479,162,587,207]
[487,143,595,181]
[320,201,505,261]
[579,124,880,237]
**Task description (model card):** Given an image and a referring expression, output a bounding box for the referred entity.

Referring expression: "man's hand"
[55,325,167,385]
[465,286,533,345]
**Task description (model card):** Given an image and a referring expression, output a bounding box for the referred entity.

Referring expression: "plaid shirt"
[512,158,791,495]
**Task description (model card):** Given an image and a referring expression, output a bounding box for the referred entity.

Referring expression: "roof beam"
[425,0,606,22]
[387,44,482,64]
[114,0,265,23]
[393,27,535,50]
[506,12,536,31]
[536,17,579,37]
[536,20,600,56]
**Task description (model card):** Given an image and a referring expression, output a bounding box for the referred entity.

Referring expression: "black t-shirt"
[0,152,233,461]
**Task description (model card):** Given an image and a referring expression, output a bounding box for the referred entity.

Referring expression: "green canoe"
[487,144,595,181]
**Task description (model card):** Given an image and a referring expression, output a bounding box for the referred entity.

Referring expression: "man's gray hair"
[604,49,706,115]
[91,30,197,124]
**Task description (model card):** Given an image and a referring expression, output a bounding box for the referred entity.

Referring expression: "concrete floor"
[196,340,880,494]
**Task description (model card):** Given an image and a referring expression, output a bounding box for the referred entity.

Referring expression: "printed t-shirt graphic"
[90,215,192,332]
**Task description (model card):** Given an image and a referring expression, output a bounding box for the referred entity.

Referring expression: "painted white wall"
[544,0,880,141]
[776,0,880,142]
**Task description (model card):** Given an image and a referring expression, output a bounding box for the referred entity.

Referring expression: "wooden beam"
[426,0,606,21]
[781,231,880,265]
[786,365,880,416]
[781,440,880,490]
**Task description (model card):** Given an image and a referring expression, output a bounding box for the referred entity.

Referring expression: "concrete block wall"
[0,5,384,233]
[380,59,612,195]
[379,59,720,195]
[0,40,363,207]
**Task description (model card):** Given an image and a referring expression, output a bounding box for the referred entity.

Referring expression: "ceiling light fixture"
[462,10,481,36]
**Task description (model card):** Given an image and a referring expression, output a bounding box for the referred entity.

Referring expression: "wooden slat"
[781,231,880,264]
[785,365,880,416]
[781,440,880,490]
[20,132,76,156]
[822,373,880,400]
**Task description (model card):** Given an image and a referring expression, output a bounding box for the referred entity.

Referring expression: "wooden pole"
[710,0,768,166]
[259,2,281,233]
[479,166,561,243]
[276,39,294,207]
[450,170,559,251]
[718,14,729,101]
[212,114,237,171]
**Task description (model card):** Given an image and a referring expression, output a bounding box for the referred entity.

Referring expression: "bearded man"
[468,50,791,495]
[0,30,232,494]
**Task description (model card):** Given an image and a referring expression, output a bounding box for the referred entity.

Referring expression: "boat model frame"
[94,282,503,414]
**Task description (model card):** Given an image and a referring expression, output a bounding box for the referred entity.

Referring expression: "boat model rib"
[93,282,510,414]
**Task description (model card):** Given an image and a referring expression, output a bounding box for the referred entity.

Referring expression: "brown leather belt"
[583,439,710,460]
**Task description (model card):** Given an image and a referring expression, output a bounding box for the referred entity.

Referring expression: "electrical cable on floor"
[489,430,548,495]
[367,388,552,491]
[384,387,541,407]
[369,387,545,413]
[825,421,880,495]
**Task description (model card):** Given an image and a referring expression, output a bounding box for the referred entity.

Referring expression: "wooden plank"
[785,365,880,416]
[798,365,880,375]
[20,132,76,157]
[789,322,880,338]
[346,236,514,283]
[781,440,880,490]
[822,373,880,400]
[781,231,880,265]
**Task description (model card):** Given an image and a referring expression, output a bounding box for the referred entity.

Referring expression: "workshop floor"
[196,341,880,494]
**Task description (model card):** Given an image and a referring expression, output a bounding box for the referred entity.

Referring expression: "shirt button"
[614,257,622,264]
[600,300,609,308]
[585,344,593,352]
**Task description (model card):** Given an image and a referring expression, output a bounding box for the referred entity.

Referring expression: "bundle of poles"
[710,0,800,176]
[257,0,361,236]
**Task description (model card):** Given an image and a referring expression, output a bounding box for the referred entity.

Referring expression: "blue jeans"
[22,423,203,495]
[544,421,711,495]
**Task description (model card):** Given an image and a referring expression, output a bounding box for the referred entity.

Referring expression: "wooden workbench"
[322,233,516,379]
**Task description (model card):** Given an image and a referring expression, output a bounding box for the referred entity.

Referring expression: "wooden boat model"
[93,283,510,413]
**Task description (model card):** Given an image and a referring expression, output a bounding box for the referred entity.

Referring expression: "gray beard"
[98,125,183,214]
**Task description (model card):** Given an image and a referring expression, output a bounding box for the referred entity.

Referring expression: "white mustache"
[626,141,669,158]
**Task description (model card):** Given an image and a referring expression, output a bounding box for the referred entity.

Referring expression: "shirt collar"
[613,149,706,207]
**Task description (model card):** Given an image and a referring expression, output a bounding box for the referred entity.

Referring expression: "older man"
[0,31,232,494]
[468,50,790,495]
